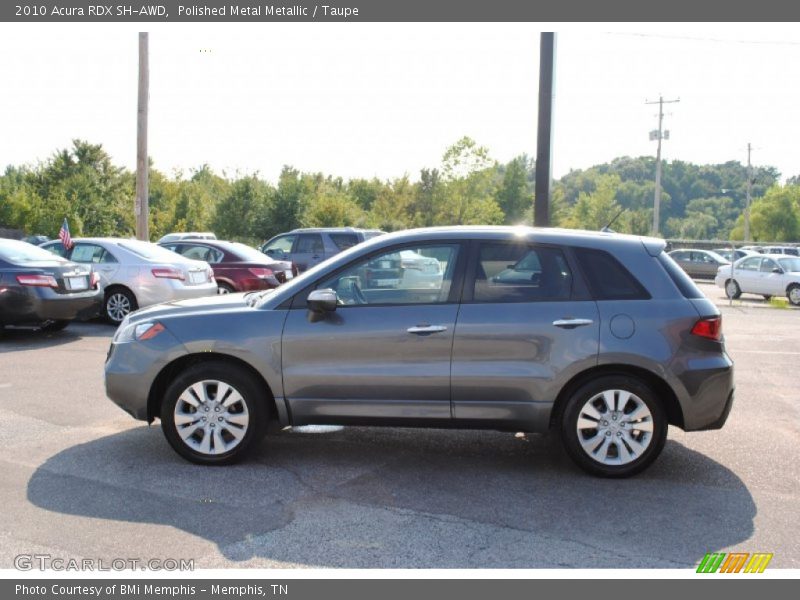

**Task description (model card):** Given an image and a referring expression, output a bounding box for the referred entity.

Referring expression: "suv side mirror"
[772,267,784,274]
[307,289,338,313]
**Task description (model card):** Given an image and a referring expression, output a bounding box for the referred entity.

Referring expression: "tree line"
[1,137,799,245]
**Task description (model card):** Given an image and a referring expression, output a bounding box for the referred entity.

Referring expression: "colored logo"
[697,552,773,573]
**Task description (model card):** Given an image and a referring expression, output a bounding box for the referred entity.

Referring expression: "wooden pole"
[135,32,150,241]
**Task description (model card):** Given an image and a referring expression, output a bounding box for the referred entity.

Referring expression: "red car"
[159,240,294,293]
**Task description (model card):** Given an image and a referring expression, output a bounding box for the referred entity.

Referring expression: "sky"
[1,23,799,183]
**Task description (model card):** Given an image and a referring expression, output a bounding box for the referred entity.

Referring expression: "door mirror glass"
[772,268,784,274]
[307,288,338,313]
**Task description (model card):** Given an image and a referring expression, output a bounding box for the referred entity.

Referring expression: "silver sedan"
[41,237,219,324]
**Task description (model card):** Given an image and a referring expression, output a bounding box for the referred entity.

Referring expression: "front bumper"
[104,325,187,421]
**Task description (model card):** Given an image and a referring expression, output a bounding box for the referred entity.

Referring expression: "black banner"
[3,0,800,22]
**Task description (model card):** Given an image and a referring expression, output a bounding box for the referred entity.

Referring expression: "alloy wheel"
[173,380,250,456]
[575,389,654,466]
[106,292,131,323]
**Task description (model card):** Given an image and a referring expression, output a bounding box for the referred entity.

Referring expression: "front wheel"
[725,279,741,299]
[788,284,800,307]
[160,362,267,465]
[560,376,668,478]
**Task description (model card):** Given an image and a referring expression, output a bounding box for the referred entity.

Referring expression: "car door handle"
[407,325,448,335]
[553,318,594,329]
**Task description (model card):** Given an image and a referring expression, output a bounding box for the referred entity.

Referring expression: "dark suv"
[260,228,384,272]
[106,226,734,477]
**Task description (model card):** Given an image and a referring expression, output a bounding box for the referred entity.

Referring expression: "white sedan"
[715,254,800,306]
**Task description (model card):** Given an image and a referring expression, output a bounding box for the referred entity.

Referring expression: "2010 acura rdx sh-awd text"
[104,226,734,477]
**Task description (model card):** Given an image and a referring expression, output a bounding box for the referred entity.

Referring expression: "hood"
[127,291,259,322]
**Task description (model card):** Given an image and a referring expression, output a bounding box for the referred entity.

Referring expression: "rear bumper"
[675,353,735,431]
[0,286,103,325]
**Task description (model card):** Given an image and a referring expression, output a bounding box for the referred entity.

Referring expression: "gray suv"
[260,228,384,272]
[105,226,734,477]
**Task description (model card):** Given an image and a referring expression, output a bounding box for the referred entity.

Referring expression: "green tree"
[562,174,622,231]
[437,137,504,225]
[496,155,530,224]
[730,185,800,241]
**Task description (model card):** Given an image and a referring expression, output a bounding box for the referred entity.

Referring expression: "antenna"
[601,208,627,233]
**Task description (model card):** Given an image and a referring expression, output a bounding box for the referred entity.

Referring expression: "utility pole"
[744,142,752,242]
[646,95,679,236]
[534,32,556,227]
[135,32,150,241]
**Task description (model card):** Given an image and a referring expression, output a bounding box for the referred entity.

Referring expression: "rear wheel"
[788,284,800,307]
[560,375,668,478]
[160,362,267,465]
[104,288,137,325]
[725,279,741,299]
[217,282,236,294]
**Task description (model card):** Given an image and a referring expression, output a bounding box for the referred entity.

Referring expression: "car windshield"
[778,257,800,272]
[0,240,68,263]
[224,242,275,263]
[119,240,191,262]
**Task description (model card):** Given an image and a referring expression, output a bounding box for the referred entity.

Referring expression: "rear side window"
[329,233,359,251]
[296,234,324,254]
[575,248,651,300]
[656,252,703,299]
[473,242,573,303]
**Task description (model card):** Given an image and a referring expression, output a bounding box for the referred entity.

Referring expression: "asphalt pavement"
[0,295,798,569]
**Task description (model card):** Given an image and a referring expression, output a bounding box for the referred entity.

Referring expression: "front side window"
[473,243,572,303]
[759,258,779,273]
[262,235,296,259]
[317,244,459,306]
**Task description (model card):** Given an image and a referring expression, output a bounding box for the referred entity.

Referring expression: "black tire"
[41,320,69,332]
[104,287,137,325]
[217,282,236,294]
[787,284,800,307]
[560,375,668,478]
[160,362,267,465]
[725,279,741,300]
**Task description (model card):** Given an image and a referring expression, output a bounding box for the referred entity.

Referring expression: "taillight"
[248,267,273,279]
[151,268,185,280]
[691,316,722,341]
[90,272,100,288]
[16,274,58,287]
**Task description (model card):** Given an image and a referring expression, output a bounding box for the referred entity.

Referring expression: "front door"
[281,242,464,425]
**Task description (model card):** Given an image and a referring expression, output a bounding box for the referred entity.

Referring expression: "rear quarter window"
[656,252,704,299]
[574,247,651,300]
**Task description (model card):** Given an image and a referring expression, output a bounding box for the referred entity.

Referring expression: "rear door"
[450,241,599,432]
[292,233,325,272]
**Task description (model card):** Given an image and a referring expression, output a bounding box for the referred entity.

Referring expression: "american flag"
[58,218,73,250]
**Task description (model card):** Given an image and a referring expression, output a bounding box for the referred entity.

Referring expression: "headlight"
[113,321,165,343]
